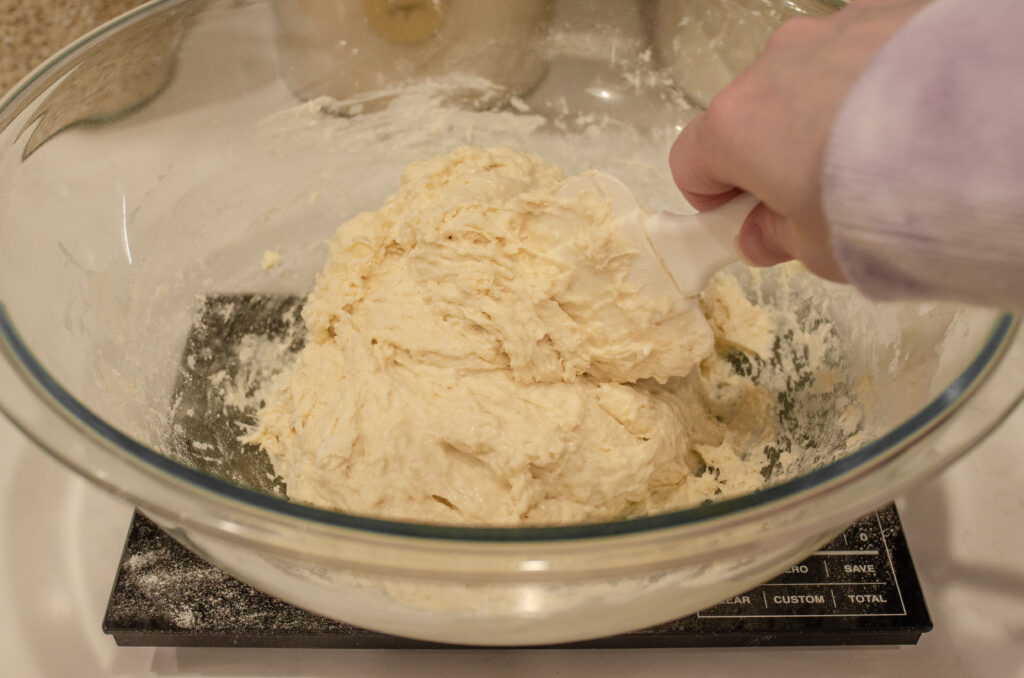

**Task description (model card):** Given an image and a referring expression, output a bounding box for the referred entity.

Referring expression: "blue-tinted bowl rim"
[0,298,1014,541]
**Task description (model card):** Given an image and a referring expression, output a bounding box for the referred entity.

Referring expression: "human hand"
[669,0,932,282]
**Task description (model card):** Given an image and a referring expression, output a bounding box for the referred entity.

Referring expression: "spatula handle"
[645,192,760,296]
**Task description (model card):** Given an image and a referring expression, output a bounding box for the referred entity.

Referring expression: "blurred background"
[1,1,149,93]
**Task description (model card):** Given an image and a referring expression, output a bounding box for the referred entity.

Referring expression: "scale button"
[700,592,765,616]
[762,585,837,615]
[850,520,881,549]
[843,562,877,575]
[772,557,828,583]
[833,584,905,614]
[823,516,882,551]
[828,555,890,583]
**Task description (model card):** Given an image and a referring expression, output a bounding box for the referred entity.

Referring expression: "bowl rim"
[0,0,1017,545]
[0,292,1016,541]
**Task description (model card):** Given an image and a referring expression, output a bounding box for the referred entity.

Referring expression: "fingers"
[671,99,797,268]
[735,203,794,267]
[666,1,893,286]
[672,107,797,269]
[669,112,740,210]
[737,203,850,283]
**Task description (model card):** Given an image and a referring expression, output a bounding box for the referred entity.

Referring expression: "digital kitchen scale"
[102,504,931,648]
[101,295,931,648]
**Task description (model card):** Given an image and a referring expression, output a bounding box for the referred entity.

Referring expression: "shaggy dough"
[249,146,774,525]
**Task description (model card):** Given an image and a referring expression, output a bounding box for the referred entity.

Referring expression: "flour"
[260,249,282,270]
[252,75,689,214]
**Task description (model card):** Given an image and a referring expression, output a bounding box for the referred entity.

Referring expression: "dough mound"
[249,146,769,525]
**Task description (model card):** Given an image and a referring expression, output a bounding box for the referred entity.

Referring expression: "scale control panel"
[700,512,909,619]
[104,505,932,649]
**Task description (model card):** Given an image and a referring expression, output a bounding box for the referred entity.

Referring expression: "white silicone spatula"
[586,171,760,297]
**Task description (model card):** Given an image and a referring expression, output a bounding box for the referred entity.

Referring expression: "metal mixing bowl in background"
[0,0,1021,645]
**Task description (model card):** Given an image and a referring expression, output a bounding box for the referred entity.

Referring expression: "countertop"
[0,0,149,94]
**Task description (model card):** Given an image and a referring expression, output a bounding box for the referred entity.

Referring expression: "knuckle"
[700,78,756,167]
[702,84,745,144]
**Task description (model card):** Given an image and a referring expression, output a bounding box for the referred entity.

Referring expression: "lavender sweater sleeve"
[823,0,1024,310]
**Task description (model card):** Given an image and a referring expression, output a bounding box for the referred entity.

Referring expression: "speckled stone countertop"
[0,0,147,94]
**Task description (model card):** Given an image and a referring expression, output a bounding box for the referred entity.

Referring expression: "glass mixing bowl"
[1,0,1021,646]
